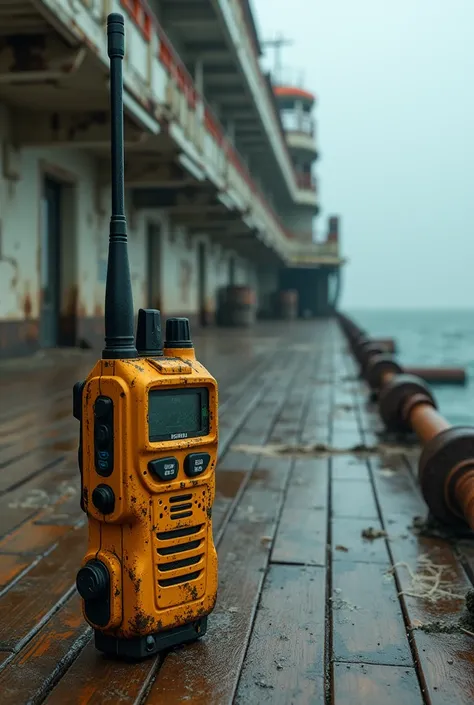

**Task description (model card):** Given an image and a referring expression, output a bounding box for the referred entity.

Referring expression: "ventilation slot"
[158,554,203,572]
[170,503,192,512]
[170,510,192,520]
[157,525,202,541]
[158,570,201,588]
[170,494,192,503]
[157,539,202,556]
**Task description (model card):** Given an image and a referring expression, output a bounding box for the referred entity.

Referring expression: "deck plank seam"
[217,348,282,417]
[0,457,65,499]
[214,348,307,544]
[324,324,337,705]
[0,517,86,598]
[269,559,326,567]
[29,622,93,705]
[0,583,78,658]
[335,659,419,669]
[228,457,298,705]
[341,334,431,705]
[231,345,325,704]
[0,390,70,425]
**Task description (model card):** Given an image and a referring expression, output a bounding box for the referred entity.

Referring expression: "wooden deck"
[0,319,472,704]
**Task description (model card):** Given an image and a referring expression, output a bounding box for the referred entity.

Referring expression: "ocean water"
[347,309,474,427]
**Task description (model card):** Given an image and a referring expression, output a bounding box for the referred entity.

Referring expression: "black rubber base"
[94,616,208,660]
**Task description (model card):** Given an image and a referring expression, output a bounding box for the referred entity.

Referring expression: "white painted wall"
[0,101,261,332]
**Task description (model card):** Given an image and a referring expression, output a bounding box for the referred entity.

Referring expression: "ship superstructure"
[0,0,343,356]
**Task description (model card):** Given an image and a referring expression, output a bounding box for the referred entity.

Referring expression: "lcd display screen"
[148,387,209,442]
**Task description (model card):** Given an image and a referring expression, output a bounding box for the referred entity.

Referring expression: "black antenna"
[102,13,137,359]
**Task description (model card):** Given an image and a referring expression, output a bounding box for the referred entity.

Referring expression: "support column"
[315,270,329,317]
[326,269,342,313]
[195,58,204,94]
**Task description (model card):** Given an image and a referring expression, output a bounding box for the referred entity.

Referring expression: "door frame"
[146,220,162,310]
[38,161,78,347]
[197,241,207,326]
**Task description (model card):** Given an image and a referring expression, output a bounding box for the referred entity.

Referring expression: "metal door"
[39,178,61,348]
[147,222,162,310]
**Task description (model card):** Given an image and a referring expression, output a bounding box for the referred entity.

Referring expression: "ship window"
[280,109,299,131]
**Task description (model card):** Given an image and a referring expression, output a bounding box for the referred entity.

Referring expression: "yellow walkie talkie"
[72,13,218,659]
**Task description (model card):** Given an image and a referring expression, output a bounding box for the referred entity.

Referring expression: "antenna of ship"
[261,33,293,84]
[102,13,138,360]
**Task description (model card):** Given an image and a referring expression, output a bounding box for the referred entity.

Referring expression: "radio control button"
[184,452,210,477]
[93,396,114,477]
[94,397,112,419]
[95,424,110,446]
[148,457,179,481]
[92,485,115,514]
[76,560,109,600]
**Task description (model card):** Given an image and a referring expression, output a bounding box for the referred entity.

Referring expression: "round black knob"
[165,317,193,349]
[76,560,109,600]
[92,484,115,514]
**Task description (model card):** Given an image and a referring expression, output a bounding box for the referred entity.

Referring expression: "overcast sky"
[252,0,474,309]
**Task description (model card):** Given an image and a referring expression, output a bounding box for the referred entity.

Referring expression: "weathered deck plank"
[0,320,472,704]
[235,564,326,704]
[332,662,423,705]
[331,560,414,666]
[0,596,91,705]
[271,459,328,567]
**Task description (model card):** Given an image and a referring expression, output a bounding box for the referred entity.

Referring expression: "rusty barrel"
[279,289,298,320]
[216,285,256,327]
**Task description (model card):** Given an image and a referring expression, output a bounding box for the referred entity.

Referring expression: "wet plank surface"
[0,320,472,704]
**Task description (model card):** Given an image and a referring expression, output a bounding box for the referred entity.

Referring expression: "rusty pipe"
[405,400,451,444]
[453,466,474,531]
[405,366,466,386]
[338,312,474,531]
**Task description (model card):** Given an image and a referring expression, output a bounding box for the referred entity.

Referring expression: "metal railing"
[49,0,336,263]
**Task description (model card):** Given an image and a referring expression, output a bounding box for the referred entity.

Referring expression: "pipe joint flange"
[353,331,368,344]
[378,373,437,433]
[356,341,385,366]
[418,426,474,527]
[359,344,386,370]
[365,353,403,389]
[350,334,369,353]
